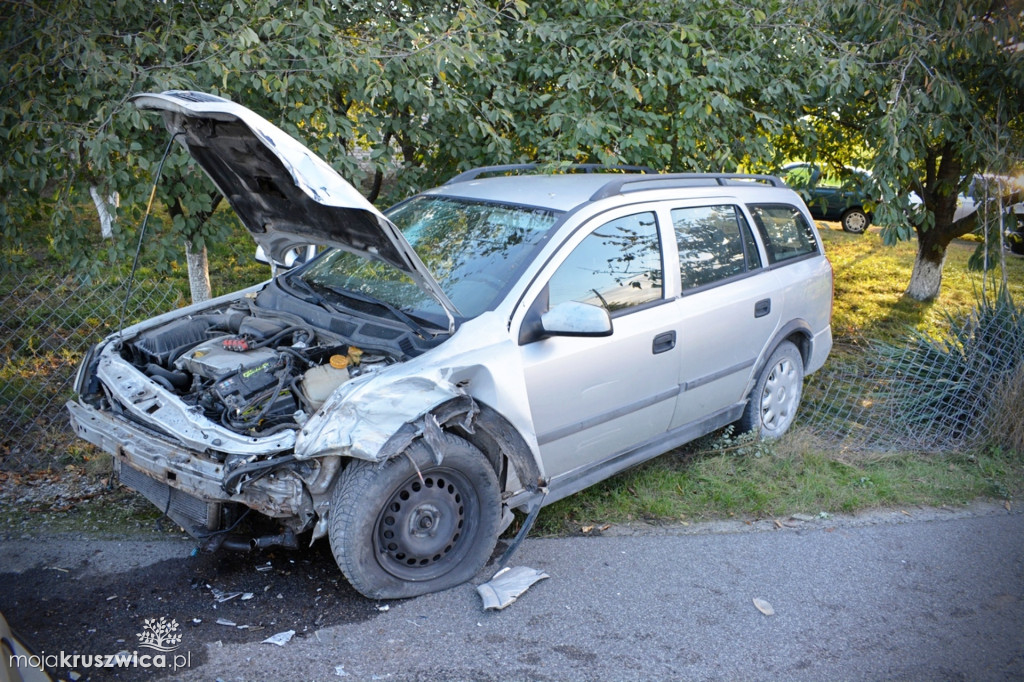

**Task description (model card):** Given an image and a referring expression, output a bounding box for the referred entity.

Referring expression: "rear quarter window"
[747,204,820,265]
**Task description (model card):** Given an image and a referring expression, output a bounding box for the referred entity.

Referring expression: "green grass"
[534,430,1021,534]
[822,225,1024,342]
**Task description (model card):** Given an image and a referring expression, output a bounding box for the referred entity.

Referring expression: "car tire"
[738,341,804,439]
[329,432,501,599]
[840,208,869,234]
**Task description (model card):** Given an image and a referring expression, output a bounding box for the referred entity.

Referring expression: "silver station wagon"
[68,92,833,599]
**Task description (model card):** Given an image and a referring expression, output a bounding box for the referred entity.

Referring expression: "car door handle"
[754,299,771,318]
[652,331,676,354]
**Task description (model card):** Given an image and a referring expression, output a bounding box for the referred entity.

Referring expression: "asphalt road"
[2,503,1022,681]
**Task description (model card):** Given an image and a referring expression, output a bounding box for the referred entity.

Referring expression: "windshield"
[297,195,560,322]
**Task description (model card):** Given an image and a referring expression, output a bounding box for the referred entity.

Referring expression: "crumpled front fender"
[293,374,462,461]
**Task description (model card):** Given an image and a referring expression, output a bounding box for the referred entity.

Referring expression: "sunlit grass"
[820,224,1024,343]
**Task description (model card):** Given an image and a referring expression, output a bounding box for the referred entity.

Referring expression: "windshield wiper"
[316,282,441,339]
[282,274,340,314]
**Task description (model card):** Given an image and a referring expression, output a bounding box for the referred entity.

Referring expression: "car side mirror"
[540,301,613,337]
[255,245,318,270]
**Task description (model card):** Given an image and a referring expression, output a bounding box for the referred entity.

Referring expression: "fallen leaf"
[773,519,783,529]
[901,510,911,516]
[752,597,775,616]
[581,525,594,534]
[1005,500,1012,512]
[599,524,611,531]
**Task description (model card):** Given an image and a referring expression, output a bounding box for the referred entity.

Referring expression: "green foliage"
[0,0,838,274]
[503,0,822,173]
[0,0,524,271]
[779,0,1024,299]
[3,0,1021,302]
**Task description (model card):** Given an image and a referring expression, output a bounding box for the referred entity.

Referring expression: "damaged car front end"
[67,91,548,597]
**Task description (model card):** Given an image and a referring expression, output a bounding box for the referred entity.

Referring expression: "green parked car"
[781,163,873,234]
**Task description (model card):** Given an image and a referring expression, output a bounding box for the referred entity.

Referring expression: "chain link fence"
[803,293,1024,455]
[1,269,1021,472]
[1,270,182,470]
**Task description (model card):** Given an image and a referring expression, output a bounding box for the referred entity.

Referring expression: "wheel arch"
[753,320,813,385]
[355,396,543,498]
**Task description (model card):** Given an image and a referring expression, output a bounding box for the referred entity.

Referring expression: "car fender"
[294,373,463,461]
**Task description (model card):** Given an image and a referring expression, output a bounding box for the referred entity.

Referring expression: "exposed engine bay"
[118,302,393,438]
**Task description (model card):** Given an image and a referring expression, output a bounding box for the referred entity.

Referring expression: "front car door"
[516,207,679,479]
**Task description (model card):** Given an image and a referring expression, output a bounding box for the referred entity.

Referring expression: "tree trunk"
[89,186,119,239]
[185,240,212,303]
[905,228,948,302]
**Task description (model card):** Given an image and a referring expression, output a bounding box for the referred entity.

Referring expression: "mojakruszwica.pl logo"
[8,616,192,672]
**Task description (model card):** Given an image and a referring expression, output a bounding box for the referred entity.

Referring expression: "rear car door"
[517,206,680,479]
[669,202,783,427]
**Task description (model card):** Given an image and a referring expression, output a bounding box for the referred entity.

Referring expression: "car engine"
[119,303,391,436]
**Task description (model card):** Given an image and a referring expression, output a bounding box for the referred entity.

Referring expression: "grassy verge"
[534,430,1021,534]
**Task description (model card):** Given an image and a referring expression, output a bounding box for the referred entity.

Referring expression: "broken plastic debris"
[377,605,390,612]
[335,665,349,677]
[262,630,296,647]
[476,566,549,610]
[211,588,244,603]
[752,597,775,616]
[241,592,254,601]
[216,618,237,627]
[256,562,273,572]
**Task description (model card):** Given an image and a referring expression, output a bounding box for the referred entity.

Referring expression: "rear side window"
[747,204,819,265]
[672,205,761,291]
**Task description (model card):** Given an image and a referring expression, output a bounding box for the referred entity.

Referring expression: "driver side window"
[548,212,663,314]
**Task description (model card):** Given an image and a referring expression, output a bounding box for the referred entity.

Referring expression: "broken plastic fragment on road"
[477,566,549,610]
[262,629,296,646]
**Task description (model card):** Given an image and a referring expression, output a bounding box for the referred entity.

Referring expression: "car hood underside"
[130,90,458,320]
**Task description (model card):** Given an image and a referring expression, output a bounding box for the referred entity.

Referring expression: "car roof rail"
[444,163,656,185]
[589,173,786,201]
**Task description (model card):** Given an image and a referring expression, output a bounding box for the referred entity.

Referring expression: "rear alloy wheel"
[739,341,804,438]
[840,208,869,234]
[329,433,500,599]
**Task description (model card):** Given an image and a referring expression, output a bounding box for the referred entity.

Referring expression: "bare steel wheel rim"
[759,356,800,432]
[374,467,479,581]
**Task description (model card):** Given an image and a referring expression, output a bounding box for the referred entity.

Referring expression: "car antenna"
[117,131,182,340]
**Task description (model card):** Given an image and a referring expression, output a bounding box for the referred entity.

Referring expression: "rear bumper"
[807,326,832,375]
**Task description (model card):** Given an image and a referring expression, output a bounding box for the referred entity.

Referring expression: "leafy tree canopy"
[780,0,1024,300]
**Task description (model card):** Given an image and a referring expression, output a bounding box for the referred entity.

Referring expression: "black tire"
[840,208,869,234]
[329,433,501,599]
[738,341,804,438]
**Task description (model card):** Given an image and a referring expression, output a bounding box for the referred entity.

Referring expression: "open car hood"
[131,91,458,323]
